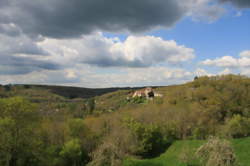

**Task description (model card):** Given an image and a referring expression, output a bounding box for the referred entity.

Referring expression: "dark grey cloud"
[0,33,59,75]
[219,0,250,8]
[0,34,49,56]
[0,23,22,37]
[0,0,9,7]
[0,0,247,39]
[83,56,149,68]
[0,0,186,38]
[0,54,60,75]
[12,42,48,56]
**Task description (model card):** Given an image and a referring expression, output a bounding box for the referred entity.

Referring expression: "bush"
[130,97,147,104]
[3,84,11,91]
[196,137,237,166]
[67,118,87,138]
[87,142,124,166]
[59,139,88,166]
[86,98,95,113]
[125,117,171,158]
[224,115,250,138]
[23,85,31,89]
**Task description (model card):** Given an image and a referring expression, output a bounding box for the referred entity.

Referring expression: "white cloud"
[238,57,250,67]
[38,33,195,68]
[219,68,232,75]
[109,36,195,65]
[0,66,195,88]
[201,51,250,68]
[241,68,250,76]
[86,67,193,87]
[201,56,239,68]
[194,68,213,76]
[201,50,250,76]
[239,50,250,57]
[65,69,77,79]
[0,32,197,87]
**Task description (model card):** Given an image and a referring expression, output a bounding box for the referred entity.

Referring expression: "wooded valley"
[1,74,250,166]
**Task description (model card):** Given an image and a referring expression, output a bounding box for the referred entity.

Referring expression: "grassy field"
[124,137,250,166]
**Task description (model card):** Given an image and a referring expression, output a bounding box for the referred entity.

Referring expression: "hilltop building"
[132,87,162,99]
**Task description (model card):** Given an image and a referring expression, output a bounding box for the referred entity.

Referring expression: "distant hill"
[28,85,143,99]
[0,84,157,99]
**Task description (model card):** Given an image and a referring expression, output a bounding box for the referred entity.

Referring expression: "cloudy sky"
[0,0,249,87]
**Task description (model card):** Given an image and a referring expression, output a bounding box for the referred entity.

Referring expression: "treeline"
[0,74,250,166]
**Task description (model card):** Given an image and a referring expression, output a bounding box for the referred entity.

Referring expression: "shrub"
[196,137,237,166]
[60,139,88,166]
[87,142,124,166]
[130,97,147,104]
[125,117,171,158]
[23,85,31,89]
[224,115,250,138]
[3,84,11,91]
[86,98,95,113]
[67,118,86,138]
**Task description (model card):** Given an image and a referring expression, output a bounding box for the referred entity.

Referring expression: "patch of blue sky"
[102,32,128,42]
[147,8,250,62]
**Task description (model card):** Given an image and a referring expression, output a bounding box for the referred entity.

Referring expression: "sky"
[0,0,249,88]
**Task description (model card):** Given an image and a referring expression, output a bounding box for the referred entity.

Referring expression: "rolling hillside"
[1,74,250,166]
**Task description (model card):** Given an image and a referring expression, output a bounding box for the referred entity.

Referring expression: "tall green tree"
[59,139,87,166]
[0,97,40,166]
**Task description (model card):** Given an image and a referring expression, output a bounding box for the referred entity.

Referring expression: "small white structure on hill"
[132,87,162,99]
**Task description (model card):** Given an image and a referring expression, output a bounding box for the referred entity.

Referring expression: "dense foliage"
[0,74,250,166]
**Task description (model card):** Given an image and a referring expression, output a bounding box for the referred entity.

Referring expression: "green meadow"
[124,137,250,166]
